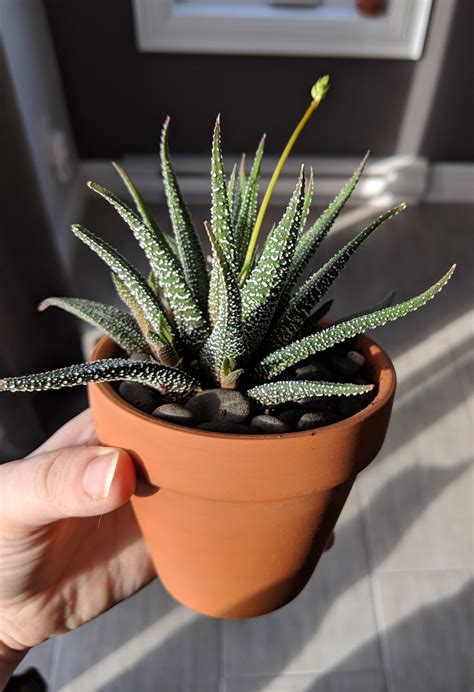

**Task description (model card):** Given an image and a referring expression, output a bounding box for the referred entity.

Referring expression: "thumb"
[0,445,136,527]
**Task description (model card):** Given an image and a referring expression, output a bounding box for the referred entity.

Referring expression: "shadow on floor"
[306,581,473,692]
[86,458,471,692]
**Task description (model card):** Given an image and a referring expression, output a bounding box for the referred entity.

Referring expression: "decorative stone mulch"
[114,340,375,434]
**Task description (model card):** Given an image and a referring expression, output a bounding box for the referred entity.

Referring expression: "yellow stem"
[240,95,324,283]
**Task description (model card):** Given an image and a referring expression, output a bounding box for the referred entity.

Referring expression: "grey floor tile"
[14,638,57,684]
[376,570,473,692]
[223,491,383,678]
[52,579,219,692]
[224,670,386,692]
[357,313,473,572]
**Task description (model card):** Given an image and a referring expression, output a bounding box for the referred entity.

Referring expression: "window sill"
[133,0,433,59]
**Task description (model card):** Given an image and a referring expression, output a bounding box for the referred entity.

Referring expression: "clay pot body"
[88,335,396,619]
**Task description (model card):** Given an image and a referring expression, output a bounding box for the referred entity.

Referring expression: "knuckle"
[34,448,72,510]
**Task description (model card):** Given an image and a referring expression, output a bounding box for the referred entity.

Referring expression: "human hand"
[0,409,155,687]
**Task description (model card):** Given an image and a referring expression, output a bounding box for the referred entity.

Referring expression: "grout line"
[373,566,473,574]
[356,482,393,692]
[224,667,383,679]
[370,575,395,692]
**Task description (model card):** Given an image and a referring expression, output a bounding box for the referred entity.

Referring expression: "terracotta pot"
[88,334,396,619]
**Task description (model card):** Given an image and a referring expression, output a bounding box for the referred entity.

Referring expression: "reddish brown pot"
[88,335,396,619]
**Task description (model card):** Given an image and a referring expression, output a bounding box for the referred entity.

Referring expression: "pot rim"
[89,333,396,441]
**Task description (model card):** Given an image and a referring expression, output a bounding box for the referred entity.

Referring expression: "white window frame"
[132,0,433,60]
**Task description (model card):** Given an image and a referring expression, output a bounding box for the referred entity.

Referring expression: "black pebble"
[278,408,304,428]
[338,397,366,419]
[185,389,252,424]
[296,411,339,431]
[152,404,195,427]
[250,415,291,434]
[118,381,163,413]
[294,362,334,382]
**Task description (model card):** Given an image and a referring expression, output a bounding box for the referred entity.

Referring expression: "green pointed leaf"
[239,152,247,198]
[208,115,236,323]
[210,117,235,259]
[299,299,334,337]
[72,225,176,349]
[227,154,247,229]
[236,135,265,267]
[227,163,241,226]
[112,274,177,364]
[253,265,455,382]
[160,118,209,311]
[157,313,175,346]
[299,167,314,236]
[283,153,369,298]
[241,167,306,352]
[111,161,168,244]
[333,290,396,325]
[148,270,158,295]
[87,182,209,350]
[222,355,236,376]
[112,162,179,257]
[112,273,150,336]
[247,380,373,407]
[163,232,179,256]
[0,358,199,401]
[146,329,181,366]
[39,297,149,355]
[200,222,245,387]
[268,204,405,350]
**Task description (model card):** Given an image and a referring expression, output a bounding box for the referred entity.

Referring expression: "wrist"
[0,644,27,691]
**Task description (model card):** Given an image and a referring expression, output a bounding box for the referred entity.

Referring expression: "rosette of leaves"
[0,77,455,411]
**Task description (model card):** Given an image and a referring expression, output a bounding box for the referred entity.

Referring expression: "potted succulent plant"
[1,77,454,619]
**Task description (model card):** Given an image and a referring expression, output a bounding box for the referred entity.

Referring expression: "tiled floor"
[16,201,473,691]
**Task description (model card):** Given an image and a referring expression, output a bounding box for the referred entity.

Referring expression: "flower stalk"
[240,75,330,282]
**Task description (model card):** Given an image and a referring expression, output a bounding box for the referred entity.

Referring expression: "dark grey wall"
[0,42,86,460]
[43,0,472,162]
[420,0,473,161]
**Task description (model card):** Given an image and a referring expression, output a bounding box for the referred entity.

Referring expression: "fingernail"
[82,448,120,499]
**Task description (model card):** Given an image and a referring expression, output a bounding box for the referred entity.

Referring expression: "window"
[132,0,433,59]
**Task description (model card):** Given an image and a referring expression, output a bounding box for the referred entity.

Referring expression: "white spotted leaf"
[282,153,368,302]
[0,359,199,401]
[87,182,209,350]
[235,135,265,266]
[111,161,177,255]
[39,297,149,355]
[72,225,176,351]
[208,116,236,323]
[253,266,455,382]
[267,204,405,350]
[241,168,305,354]
[160,118,209,311]
[200,222,246,388]
[248,379,374,406]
